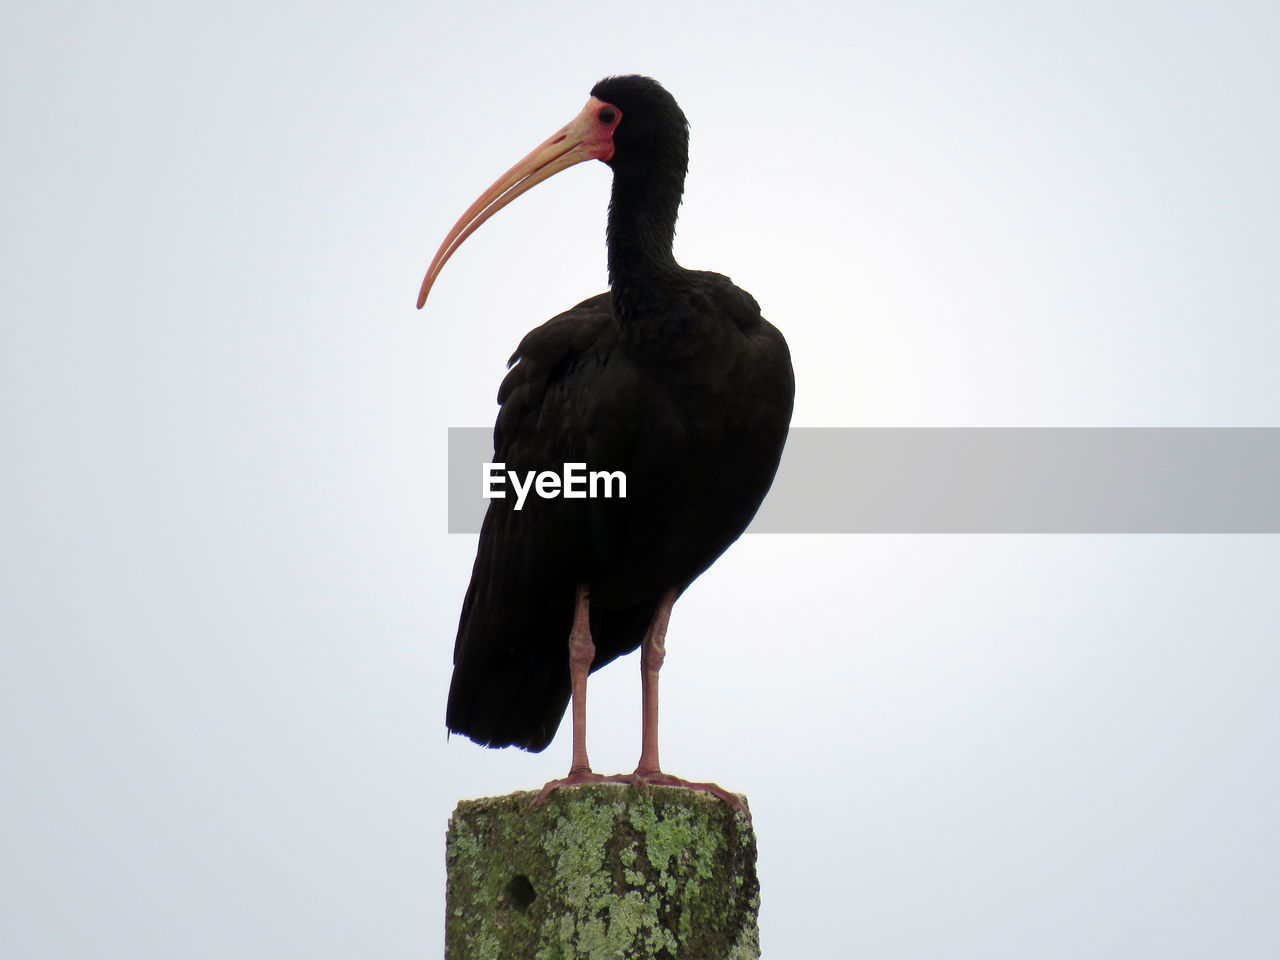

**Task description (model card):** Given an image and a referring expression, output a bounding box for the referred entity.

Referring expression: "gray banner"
[447,428,1280,533]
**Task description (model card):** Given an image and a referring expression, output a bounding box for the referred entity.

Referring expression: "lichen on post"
[445,782,760,960]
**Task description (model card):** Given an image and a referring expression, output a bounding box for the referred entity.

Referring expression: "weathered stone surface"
[445,783,759,960]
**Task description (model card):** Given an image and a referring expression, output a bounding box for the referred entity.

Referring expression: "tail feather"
[446,594,658,753]
[446,639,570,752]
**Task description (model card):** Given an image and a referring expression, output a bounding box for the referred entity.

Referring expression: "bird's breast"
[577,335,792,605]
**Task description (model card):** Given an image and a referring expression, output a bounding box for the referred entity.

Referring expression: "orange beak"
[417,96,621,309]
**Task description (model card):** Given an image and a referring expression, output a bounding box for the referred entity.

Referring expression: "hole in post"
[505,874,536,914]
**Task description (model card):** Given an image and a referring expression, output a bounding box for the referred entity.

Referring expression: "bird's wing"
[446,293,615,751]
[494,293,615,465]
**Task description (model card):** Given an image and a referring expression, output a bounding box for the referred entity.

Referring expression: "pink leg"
[628,589,749,816]
[533,585,748,818]
[533,585,611,805]
[635,588,674,776]
[566,583,594,775]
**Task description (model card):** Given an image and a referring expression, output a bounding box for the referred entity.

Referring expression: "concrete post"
[445,782,760,959]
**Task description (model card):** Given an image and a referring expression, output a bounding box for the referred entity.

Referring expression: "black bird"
[418,76,794,809]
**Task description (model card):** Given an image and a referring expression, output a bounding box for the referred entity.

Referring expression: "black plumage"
[420,76,794,802]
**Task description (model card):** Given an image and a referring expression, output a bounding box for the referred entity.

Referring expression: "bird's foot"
[628,768,751,819]
[531,768,749,819]
[531,768,633,809]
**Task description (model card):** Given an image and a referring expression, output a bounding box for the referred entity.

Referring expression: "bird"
[418,76,794,811]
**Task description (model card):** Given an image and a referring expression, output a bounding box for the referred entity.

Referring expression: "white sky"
[2,1,1278,957]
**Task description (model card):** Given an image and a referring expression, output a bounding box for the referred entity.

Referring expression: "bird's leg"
[532,584,748,819]
[630,589,750,818]
[634,587,675,777]
[566,582,594,776]
[532,584,610,807]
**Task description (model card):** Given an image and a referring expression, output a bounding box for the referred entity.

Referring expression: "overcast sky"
[2,1,1278,957]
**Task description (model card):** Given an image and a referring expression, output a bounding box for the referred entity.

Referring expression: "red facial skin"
[417,97,621,309]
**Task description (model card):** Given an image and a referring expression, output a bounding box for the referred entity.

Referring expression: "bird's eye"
[597,106,617,124]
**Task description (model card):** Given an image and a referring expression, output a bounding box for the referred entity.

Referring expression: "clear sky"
[2,1,1278,957]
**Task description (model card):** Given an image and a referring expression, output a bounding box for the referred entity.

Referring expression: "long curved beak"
[417,96,618,309]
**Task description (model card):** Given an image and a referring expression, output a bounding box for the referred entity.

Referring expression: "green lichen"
[445,783,759,959]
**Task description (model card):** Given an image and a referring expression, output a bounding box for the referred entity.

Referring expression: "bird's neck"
[606,168,684,318]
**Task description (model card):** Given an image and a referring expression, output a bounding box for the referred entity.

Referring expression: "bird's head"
[416,76,684,309]
[589,75,689,178]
